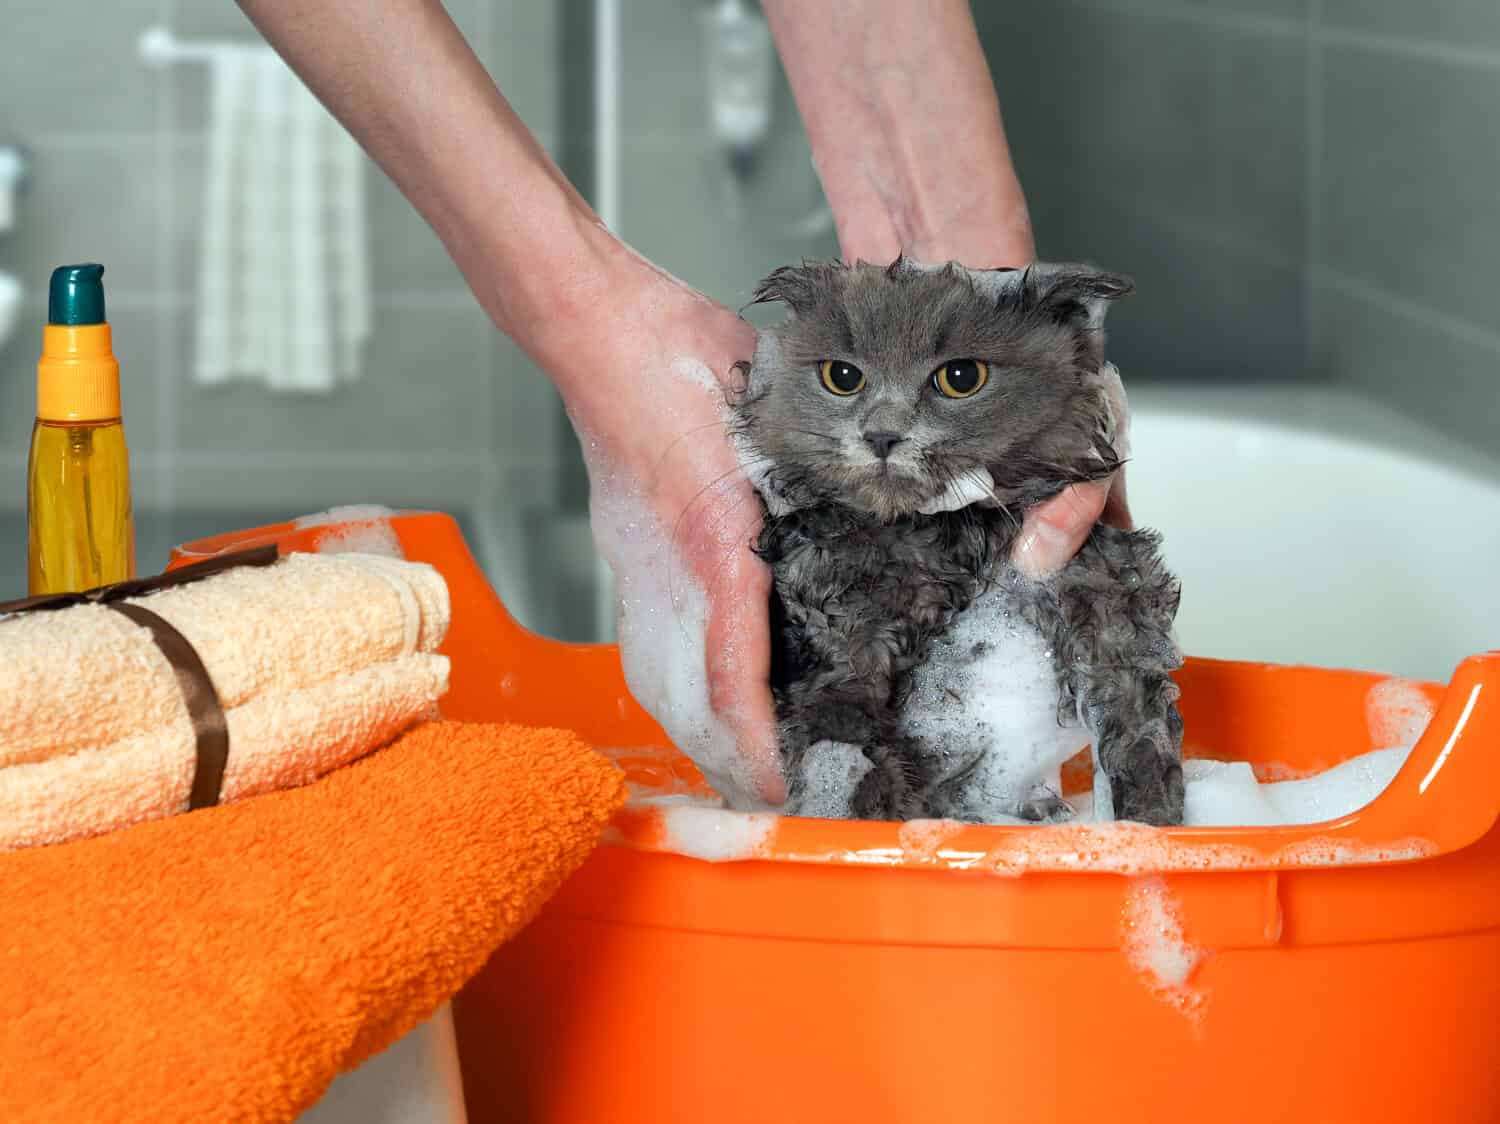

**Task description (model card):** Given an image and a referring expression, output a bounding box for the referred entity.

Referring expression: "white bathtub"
[1125,386,1500,683]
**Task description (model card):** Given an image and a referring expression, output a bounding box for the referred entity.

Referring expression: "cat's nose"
[862,431,905,459]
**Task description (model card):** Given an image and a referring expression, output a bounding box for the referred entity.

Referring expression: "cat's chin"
[846,474,947,523]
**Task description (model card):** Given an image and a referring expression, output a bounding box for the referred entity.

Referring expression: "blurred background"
[1,0,1497,677]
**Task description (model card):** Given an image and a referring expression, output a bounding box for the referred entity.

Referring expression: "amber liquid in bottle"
[27,417,135,595]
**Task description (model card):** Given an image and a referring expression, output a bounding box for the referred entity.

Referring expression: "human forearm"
[761,0,1033,268]
[236,0,625,359]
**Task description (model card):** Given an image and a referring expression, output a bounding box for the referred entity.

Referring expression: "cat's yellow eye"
[819,359,866,396]
[933,359,989,399]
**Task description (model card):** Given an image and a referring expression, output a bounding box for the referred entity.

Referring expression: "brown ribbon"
[0,545,281,810]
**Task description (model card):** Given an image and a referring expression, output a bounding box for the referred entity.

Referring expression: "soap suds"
[899,582,1091,822]
[897,819,966,862]
[1183,745,1410,827]
[293,504,400,527]
[1366,678,1436,749]
[1121,876,1207,1024]
[589,475,746,803]
[296,506,405,558]
[791,741,872,819]
[658,805,776,862]
[581,356,771,809]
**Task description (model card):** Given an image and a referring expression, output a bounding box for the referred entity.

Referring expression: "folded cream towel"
[0,552,449,768]
[0,653,449,851]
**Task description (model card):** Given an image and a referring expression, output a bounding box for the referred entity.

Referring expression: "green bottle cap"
[48,263,107,326]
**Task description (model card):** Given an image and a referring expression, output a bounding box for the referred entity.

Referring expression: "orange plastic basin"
[173,511,1500,1124]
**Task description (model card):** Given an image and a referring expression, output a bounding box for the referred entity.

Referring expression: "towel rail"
[138,26,261,67]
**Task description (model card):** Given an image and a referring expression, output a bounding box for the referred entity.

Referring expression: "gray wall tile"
[487,0,562,143]
[1311,276,1500,458]
[8,139,164,304]
[168,456,488,513]
[1320,47,1500,335]
[168,133,467,298]
[172,301,490,459]
[619,137,836,311]
[618,0,712,142]
[0,1,162,137]
[367,165,470,294]
[985,4,1225,239]
[1168,0,1308,21]
[1217,30,1307,259]
[1038,170,1306,382]
[166,0,486,134]
[1322,0,1500,50]
[490,335,566,468]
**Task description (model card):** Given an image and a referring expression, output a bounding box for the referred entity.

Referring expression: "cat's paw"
[1018,788,1075,824]
[1112,746,1184,827]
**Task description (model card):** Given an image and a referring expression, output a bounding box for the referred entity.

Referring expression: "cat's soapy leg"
[1040,525,1185,826]
[779,692,929,820]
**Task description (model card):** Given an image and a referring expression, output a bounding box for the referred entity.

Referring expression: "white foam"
[658,805,776,862]
[315,522,405,558]
[294,505,406,558]
[1121,876,1207,1024]
[1184,745,1411,827]
[1182,759,1277,826]
[791,740,872,819]
[900,581,1090,821]
[581,357,769,810]
[896,819,966,861]
[1366,678,1436,749]
[293,504,401,527]
[592,478,740,797]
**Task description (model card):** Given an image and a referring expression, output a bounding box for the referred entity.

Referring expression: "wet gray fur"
[732,259,1184,826]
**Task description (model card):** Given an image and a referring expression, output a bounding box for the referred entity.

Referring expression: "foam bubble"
[896,819,965,862]
[658,805,776,861]
[1366,679,1436,749]
[790,741,871,819]
[293,504,401,527]
[581,359,768,809]
[1121,876,1207,1024]
[295,505,406,558]
[901,582,1090,821]
[1184,759,1278,827]
[1184,745,1412,827]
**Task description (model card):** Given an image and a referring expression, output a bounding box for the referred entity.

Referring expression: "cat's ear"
[1017,263,1134,366]
[1024,263,1133,325]
[750,262,842,317]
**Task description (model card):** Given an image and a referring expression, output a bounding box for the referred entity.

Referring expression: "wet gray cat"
[733,259,1184,826]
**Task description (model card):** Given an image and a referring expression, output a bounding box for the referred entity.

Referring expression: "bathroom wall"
[974,0,1500,456]
[0,0,565,606]
[5,0,1495,613]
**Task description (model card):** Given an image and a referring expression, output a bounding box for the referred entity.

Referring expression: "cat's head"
[735,259,1131,522]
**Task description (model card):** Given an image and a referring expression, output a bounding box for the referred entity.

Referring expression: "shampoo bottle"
[27,263,135,595]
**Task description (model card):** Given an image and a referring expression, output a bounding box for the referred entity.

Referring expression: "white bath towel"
[0,552,449,769]
[195,44,370,392]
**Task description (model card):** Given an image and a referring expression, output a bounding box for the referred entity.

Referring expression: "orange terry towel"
[0,720,627,1124]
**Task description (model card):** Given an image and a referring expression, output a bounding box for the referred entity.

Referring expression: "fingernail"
[1013,521,1070,578]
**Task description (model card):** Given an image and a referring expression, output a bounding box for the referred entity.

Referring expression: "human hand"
[538,258,784,808]
[1011,365,1134,577]
[1012,474,1132,578]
